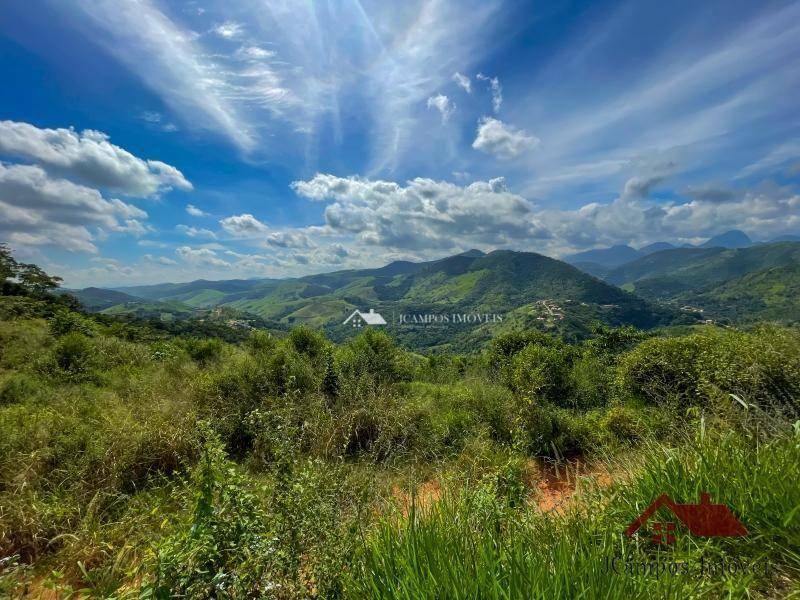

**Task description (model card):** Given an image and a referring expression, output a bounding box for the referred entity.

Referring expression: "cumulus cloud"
[0,121,192,197]
[176,224,217,238]
[476,73,502,112]
[683,183,739,203]
[540,182,800,251]
[452,72,471,93]
[265,230,313,249]
[621,174,666,200]
[291,173,547,251]
[472,117,539,159]
[186,203,209,217]
[219,213,269,237]
[426,94,455,123]
[0,163,148,253]
[146,254,177,265]
[175,246,231,267]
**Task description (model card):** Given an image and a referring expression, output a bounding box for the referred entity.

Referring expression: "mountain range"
[68,249,678,350]
[67,236,800,349]
[563,229,792,274]
[600,242,800,324]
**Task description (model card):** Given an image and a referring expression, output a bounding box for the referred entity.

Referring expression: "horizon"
[64,231,789,290]
[2,0,799,287]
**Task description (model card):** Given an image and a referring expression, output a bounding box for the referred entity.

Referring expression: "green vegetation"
[71,249,678,351]
[604,242,800,324]
[1,248,800,598]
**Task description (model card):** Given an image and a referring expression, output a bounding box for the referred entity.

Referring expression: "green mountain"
[671,264,800,324]
[86,249,678,350]
[63,287,195,318]
[601,242,800,323]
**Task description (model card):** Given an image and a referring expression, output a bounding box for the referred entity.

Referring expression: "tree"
[17,263,62,296]
[0,243,18,282]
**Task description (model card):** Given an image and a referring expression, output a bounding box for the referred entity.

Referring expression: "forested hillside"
[75,250,678,350]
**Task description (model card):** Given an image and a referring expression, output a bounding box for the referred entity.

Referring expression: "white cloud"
[0,163,148,253]
[426,94,455,123]
[153,255,177,265]
[214,21,243,39]
[236,45,276,60]
[175,246,231,267]
[219,213,269,237]
[139,111,178,132]
[72,0,257,151]
[363,0,501,173]
[265,230,313,249]
[176,224,217,239]
[186,203,209,217]
[472,117,538,159]
[292,173,546,251]
[476,73,502,112]
[0,120,192,197]
[452,72,472,93]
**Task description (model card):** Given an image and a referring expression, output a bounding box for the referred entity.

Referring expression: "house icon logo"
[343,308,387,328]
[625,492,747,544]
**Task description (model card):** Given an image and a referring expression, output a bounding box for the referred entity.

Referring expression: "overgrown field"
[1,293,799,598]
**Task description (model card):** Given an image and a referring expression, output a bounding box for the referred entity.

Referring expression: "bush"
[336,329,410,388]
[245,329,275,353]
[0,373,42,406]
[509,342,574,405]
[52,332,96,379]
[486,330,557,378]
[146,427,274,598]
[49,309,95,337]
[287,325,328,361]
[617,327,800,411]
[197,346,317,453]
[181,337,225,366]
[570,350,614,409]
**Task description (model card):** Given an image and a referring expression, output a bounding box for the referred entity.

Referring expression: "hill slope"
[79,250,678,349]
[602,242,800,323]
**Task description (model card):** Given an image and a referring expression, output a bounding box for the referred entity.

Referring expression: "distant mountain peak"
[458,249,485,257]
[701,230,752,249]
[638,242,675,254]
[565,244,640,269]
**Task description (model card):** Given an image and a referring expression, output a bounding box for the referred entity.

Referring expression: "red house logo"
[625,492,747,544]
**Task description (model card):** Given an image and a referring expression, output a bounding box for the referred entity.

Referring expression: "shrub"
[336,329,410,387]
[509,342,573,405]
[245,329,275,353]
[617,327,800,411]
[49,309,95,337]
[287,325,328,361]
[52,332,96,379]
[0,373,42,406]
[570,350,614,409]
[146,427,274,598]
[196,346,317,453]
[181,337,224,366]
[486,330,557,378]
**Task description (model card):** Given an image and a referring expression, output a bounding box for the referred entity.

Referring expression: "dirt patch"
[528,458,616,515]
[392,480,442,517]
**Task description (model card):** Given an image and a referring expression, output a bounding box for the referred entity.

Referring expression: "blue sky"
[0,0,799,287]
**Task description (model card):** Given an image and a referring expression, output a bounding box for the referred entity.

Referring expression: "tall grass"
[348,428,800,599]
